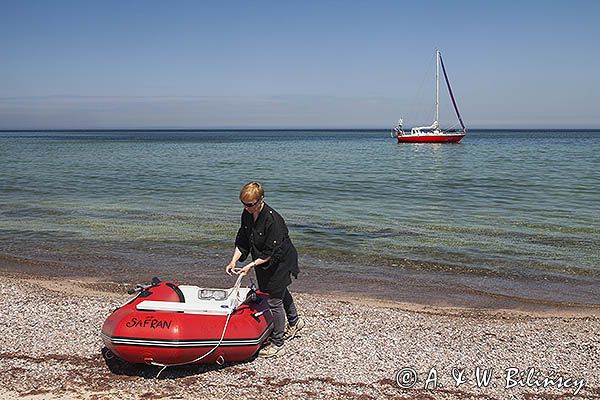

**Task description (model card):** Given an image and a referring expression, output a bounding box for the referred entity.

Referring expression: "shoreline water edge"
[1,239,599,314]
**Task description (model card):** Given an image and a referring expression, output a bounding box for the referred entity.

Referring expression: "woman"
[226,181,304,358]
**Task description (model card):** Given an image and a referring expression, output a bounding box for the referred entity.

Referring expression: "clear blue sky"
[1,0,599,129]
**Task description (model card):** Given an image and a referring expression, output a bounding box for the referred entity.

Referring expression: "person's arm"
[226,247,245,276]
[236,255,272,276]
[257,213,286,264]
[226,214,251,275]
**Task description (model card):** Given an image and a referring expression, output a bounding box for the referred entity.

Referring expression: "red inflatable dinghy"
[101,276,272,366]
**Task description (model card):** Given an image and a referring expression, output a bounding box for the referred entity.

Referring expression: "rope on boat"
[153,274,245,378]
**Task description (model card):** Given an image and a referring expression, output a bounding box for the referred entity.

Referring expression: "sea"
[0,129,598,306]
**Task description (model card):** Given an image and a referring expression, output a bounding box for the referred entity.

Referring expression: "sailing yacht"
[392,50,467,143]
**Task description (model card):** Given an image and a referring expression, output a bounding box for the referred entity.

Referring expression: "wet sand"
[1,238,599,314]
[1,251,599,399]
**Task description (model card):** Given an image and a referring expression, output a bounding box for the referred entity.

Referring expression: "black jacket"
[235,203,299,293]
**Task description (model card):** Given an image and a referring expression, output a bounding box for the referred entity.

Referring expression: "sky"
[1,0,599,129]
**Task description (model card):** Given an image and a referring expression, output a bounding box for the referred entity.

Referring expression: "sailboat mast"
[435,49,440,125]
[439,52,467,132]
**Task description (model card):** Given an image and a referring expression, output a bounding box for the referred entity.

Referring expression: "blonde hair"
[240,181,264,202]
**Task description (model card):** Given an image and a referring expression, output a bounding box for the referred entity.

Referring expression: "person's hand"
[235,263,254,276]
[225,261,236,276]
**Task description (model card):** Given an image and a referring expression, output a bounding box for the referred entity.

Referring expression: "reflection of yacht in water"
[392,49,467,143]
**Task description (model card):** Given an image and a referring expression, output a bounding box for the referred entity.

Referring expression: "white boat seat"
[136,286,251,315]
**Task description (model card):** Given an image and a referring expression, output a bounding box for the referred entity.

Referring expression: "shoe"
[262,336,272,346]
[284,318,305,340]
[258,343,286,358]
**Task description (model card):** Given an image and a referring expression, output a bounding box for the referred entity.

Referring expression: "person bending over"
[226,181,304,358]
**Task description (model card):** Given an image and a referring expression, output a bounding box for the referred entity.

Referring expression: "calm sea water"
[0,129,598,291]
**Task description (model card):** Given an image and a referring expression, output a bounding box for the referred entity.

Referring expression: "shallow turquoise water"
[0,130,598,282]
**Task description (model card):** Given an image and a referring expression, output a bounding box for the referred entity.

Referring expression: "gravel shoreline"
[1,271,599,400]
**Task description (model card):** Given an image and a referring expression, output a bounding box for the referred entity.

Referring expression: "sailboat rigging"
[392,49,467,143]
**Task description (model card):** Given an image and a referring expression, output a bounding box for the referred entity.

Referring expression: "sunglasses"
[241,199,260,208]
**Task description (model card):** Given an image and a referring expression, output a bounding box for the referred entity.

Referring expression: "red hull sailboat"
[101,276,272,369]
[392,50,467,143]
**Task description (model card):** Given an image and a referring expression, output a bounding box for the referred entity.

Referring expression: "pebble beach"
[1,266,598,400]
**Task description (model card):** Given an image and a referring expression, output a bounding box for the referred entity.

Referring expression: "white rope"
[153,274,245,378]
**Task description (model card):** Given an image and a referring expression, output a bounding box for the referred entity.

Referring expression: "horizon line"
[2,127,600,132]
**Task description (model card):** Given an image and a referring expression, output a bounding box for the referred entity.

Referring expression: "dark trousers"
[267,288,298,346]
